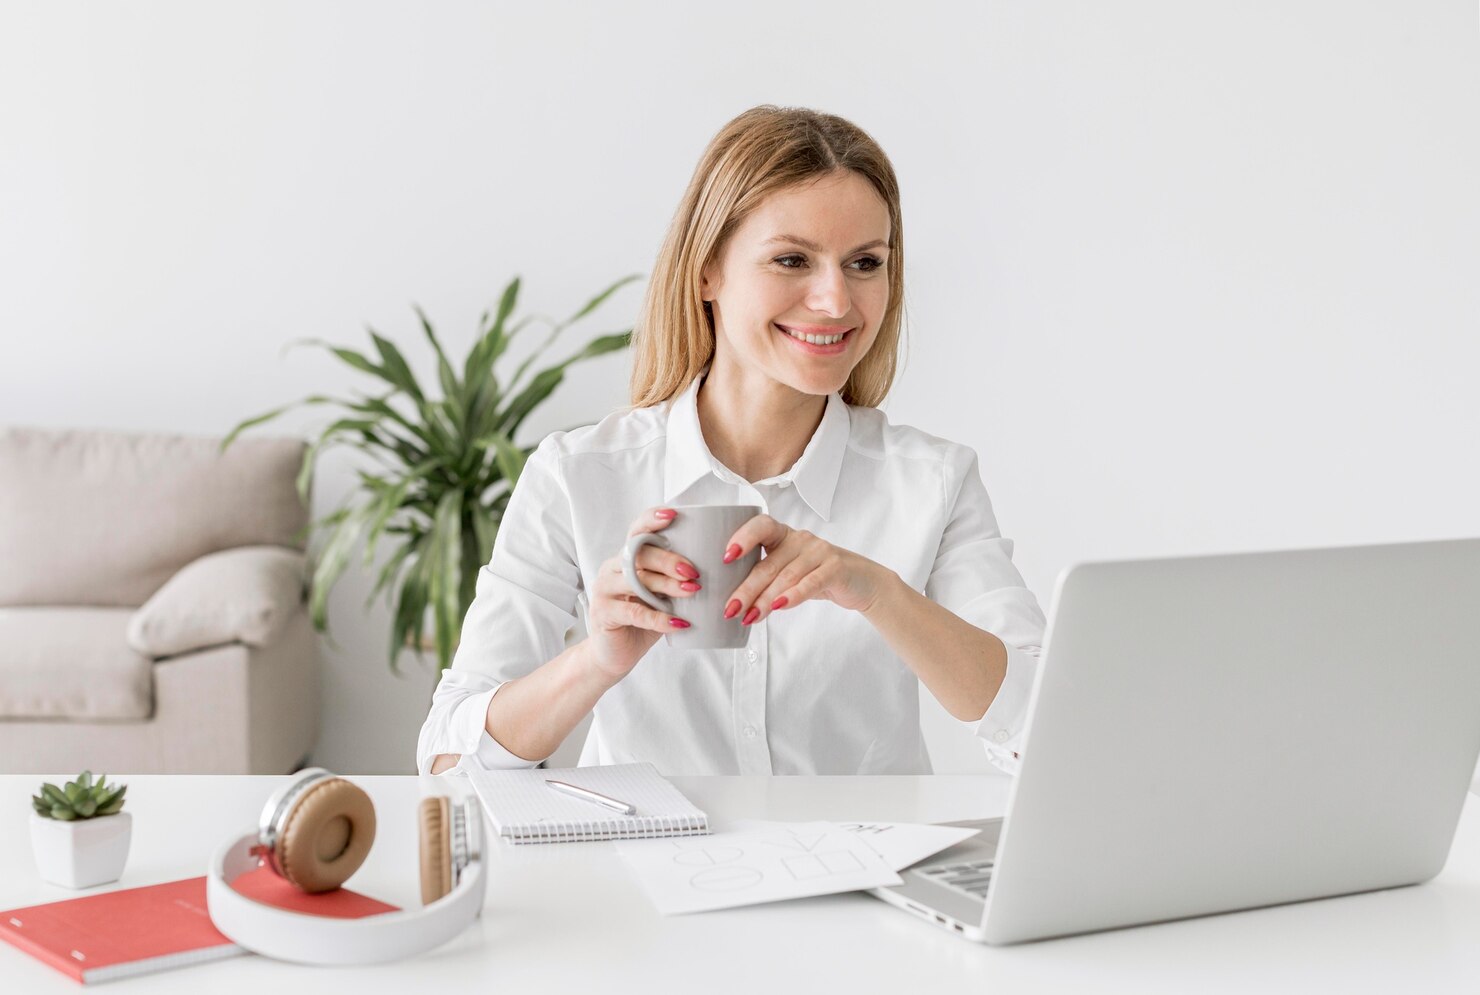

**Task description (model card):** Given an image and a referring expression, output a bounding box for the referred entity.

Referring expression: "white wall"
[3,1,1476,774]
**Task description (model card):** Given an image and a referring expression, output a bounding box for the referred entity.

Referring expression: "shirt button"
[746,649,758,663]
[993,731,1010,743]
[744,726,757,739]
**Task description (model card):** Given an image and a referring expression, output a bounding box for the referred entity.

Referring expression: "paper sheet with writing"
[616,820,981,915]
[615,822,902,915]
[730,819,982,872]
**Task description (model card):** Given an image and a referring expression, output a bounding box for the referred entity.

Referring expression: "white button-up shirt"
[416,370,1047,777]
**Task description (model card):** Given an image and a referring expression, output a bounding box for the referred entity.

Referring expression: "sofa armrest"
[126,545,307,658]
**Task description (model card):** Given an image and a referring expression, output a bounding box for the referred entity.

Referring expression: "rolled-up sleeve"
[415,433,583,775]
[923,444,1048,777]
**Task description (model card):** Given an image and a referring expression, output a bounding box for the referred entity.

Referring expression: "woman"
[418,105,1046,777]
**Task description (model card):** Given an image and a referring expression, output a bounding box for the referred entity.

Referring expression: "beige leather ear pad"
[419,795,453,905]
[278,777,377,893]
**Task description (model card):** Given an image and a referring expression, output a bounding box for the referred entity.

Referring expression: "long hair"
[630,105,907,409]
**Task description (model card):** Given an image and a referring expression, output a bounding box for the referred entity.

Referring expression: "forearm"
[432,638,619,771]
[482,638,620,761]
[860,567,1009,721]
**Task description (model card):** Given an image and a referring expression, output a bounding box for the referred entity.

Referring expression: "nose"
[804,264,851,319]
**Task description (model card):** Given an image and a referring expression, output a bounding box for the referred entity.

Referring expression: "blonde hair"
[630,105,907,409]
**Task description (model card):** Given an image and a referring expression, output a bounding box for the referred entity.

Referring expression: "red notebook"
[0,868,399,985]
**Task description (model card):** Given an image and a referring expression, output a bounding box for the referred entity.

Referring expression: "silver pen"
[543,778,636,815]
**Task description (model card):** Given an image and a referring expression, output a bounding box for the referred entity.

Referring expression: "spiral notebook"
[467,762,710,844]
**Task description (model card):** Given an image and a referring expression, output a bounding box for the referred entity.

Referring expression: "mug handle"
[621,532,675,613]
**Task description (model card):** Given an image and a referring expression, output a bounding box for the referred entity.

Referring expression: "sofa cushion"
[0,426,308,608]
[0,607,153,719]
[127,545,307,658]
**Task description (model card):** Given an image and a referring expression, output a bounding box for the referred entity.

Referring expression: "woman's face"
[701,170,891,398]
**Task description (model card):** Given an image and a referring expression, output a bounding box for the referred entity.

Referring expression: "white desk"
[3,773,1480,993]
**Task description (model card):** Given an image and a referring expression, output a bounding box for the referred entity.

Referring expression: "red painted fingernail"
[723,544,742,563]
[655,509,676,520]
[724,599,741,619]
[676,562,699,579]
[669,617,690,628]
[742,607,760,626]
[680,581,701,592]
[771,596,788,611]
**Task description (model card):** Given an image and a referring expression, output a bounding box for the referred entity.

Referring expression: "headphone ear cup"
[277,777,377,893]
[418,795,453,905]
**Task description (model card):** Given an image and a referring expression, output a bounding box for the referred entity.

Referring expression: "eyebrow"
[761,234,889,254]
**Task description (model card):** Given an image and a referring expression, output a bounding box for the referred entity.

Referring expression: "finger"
[622,597,689,632]
[615,597,690,634]
[733,549,827,626]
[595,558,632,598]
[637,566,701,598]
[591,565,687,630]
[594,560,645,602]
[745,550,828,621]
[596,559,699,600]
[722,515,792,565]
[724,545,802,624]
[628,505,679,538]
[753,564,825,623]
[636,543,701,582]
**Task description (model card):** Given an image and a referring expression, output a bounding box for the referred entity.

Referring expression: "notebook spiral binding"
[504,812,709,844]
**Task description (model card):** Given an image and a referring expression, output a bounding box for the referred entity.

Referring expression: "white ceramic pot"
[29,811,132,889]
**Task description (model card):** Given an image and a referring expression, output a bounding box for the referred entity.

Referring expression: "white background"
[2,1,1476,774]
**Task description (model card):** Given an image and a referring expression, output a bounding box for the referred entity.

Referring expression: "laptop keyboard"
[920,859,995,899]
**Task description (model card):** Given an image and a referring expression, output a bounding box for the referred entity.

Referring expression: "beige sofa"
[0,426,320,773]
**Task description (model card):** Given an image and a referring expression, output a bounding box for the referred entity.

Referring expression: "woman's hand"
[586,507,702,681]
[719,514,892,626]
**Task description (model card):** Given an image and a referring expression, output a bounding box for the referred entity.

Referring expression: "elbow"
[952,686,996,723]
[954,704,990,723]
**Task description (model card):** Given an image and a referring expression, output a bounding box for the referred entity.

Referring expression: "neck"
[695,358,828,483]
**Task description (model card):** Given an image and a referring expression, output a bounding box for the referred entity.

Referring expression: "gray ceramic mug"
[621,504,763,649]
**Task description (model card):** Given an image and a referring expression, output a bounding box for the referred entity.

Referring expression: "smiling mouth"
[775,323,854,348]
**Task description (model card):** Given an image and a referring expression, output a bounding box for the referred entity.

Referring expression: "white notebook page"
[467,762,709,843]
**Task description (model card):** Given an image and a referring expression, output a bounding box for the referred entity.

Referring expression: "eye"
[773,254,885,273]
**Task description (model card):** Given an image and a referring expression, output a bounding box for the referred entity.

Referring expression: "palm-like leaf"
[222,274,638,671]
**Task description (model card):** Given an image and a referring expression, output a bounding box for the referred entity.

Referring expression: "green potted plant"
[30,772,131,888]
[222,274,636,672]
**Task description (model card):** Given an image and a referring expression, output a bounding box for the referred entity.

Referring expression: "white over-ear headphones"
[205,768,485,965]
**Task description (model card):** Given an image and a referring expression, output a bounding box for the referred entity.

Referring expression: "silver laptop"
[871,537,1480,945]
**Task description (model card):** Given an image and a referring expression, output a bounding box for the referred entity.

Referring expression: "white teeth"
[779,325,847,346]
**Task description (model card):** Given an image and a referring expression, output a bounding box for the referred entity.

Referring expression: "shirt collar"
[663,367,851,522]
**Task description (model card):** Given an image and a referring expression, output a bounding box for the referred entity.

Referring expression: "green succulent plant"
[32,771,128,821]
[222,273,638,672]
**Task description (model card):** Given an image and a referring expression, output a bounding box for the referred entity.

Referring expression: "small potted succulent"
[29,772,131,889]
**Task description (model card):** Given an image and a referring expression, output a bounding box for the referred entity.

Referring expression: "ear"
[700,249,725,302]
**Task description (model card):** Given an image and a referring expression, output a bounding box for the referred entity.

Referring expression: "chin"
[781,367,851,397]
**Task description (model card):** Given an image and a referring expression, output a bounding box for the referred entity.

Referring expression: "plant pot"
[29,811,132,889]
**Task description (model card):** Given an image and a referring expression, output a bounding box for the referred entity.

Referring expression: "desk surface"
[3,773,1479,993]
